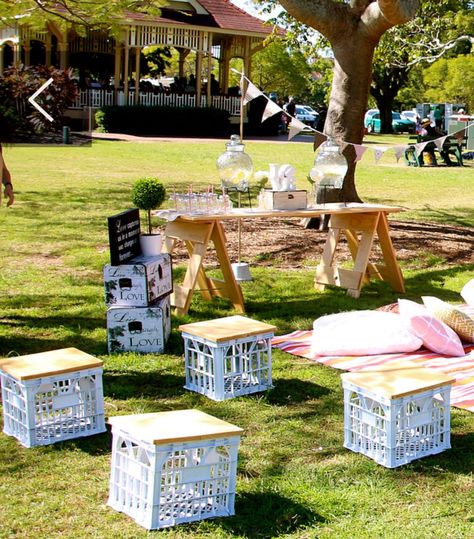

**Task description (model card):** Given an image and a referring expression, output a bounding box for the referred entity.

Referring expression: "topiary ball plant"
[131,177,166,235]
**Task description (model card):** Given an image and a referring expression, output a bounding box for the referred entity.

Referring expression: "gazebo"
[0,0,274,117]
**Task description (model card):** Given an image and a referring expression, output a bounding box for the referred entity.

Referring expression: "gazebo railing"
[71,89,241,115]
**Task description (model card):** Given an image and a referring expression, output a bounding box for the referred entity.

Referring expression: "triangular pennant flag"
[262,99,282,122]
[415,141,428,158]
[353,144,368,163]
[373,146,388,164]
[392,145,406,162]
[313,131,327,151]
[453,129,466,143]
[288,118,308,140]
[434,136,448,151]
[242,80,263,105]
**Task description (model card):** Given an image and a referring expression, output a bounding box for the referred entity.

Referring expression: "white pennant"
[373,146,388,164]
[262,99,282,122]
[434,136,448,151]
[243,80,263,105]
[392,145,406,162]
[288,118,308,140]
[415,141,428,157]
[353,144,368,163]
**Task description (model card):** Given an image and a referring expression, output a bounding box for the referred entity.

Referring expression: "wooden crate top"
[108,409,244,444]
[341,367,455,399]
[0,348,103,381]
[179,315,276,342]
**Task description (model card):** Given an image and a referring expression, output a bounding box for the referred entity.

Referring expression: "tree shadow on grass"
[103,370,184,399]
[265,378,331,406]
[221,491,326,539]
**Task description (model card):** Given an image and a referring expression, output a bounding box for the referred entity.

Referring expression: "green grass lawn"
[0,136,473,539]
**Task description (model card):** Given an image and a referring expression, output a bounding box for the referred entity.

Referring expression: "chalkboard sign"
[108,208,141,265]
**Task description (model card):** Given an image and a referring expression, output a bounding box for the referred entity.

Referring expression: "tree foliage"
[423,54,474,109]
[370,0,473,131]
[0,0,166,32]
[251,40,311,98]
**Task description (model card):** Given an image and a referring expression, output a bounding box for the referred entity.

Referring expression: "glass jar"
[309,139,348,190]
[216,134,253,192]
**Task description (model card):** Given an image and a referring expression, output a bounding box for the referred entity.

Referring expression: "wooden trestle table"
[158,203,405,316]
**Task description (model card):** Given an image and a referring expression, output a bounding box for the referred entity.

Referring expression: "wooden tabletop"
[156,202,403,222]
[0,348,103,380]
[108,409,244,444]
[341,367,455,399]
[179,315,277,342]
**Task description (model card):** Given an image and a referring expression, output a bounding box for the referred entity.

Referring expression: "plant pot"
[139,233,162,257]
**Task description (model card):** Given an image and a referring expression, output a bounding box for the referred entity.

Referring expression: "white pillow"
[311,310,423,356]
[461,280,474,306]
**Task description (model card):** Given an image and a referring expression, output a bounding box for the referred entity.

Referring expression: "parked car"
[364,109,379,128]
[301,105,319,117]
[401,110,418,123]
[295,105,317,127]
[366,112,416,133]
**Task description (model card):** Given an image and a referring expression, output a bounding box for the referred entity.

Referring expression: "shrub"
[131,177,166,234]
[95,105,231,137]
[0,65,77,137]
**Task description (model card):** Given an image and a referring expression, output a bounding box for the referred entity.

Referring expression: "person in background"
[458,109,469,122]
[420,118,453,166]
[433,106,443,130]
[285,96,296,118]
[0,143,15,206]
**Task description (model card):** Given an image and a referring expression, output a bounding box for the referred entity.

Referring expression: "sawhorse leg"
[315,212,404,297]
[162,220,245,316]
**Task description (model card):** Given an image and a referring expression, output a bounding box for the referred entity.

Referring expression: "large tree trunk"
[323,35,377,202]
[278,0,420,202]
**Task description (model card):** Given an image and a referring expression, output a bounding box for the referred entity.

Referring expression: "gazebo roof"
[125,0,274,36]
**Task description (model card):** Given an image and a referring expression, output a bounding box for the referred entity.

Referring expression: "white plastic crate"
[341,368,454,468]
[0,348,106,447]
[179,316,276,401]
[107,410,243,530]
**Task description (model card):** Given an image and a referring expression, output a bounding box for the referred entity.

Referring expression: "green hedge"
[95,105,231,137]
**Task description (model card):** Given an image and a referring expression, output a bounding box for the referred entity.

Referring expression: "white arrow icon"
[28,77,54,122]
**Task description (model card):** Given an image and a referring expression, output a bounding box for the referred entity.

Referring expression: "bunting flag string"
[233,70,473,164]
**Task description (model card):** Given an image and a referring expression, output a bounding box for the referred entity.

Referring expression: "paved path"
[90,131,314,144]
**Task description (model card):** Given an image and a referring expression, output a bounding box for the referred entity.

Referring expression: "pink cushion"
[408,314,465,356]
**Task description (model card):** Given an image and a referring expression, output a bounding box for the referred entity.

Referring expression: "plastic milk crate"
[0,348,106,448]
[107,410,243,530]
[179,316,277,401]
[341,368,455,468]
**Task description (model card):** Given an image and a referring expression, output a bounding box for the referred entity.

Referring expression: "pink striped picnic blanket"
[272,306,474,412]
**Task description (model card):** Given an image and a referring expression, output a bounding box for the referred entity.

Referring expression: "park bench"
[404,134,467,167]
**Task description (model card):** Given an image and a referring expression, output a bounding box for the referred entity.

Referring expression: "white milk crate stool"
[179,315,277,401]
[0,347,106,448]
[107,409,244,530]
[341,367,455,468]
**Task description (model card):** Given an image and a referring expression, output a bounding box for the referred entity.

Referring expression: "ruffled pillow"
[311,310,422,356]
[461,280,474,306]
[422,296,474,343]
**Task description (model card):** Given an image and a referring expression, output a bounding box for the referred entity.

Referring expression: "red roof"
[198,0,271,33]
[126,0,274,36]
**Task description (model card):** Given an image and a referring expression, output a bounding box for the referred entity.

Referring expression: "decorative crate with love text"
[107,296,171,354]
[104,254,172,307]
